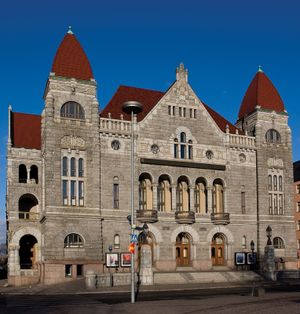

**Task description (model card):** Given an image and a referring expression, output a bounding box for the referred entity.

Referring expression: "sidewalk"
[0,277,294,296]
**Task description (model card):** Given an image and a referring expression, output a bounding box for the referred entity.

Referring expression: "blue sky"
[0,0,299,239]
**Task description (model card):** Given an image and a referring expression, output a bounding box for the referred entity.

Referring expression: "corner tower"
[236,68,296,268]
[41,28,102,283]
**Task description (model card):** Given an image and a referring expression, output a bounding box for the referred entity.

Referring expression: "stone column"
[171,185,177,211]
[140,245,153,285]
[152,183,157,211]
[189,186,194,211]
[207,187,212,213]
[264,245,276,280]
[8,244,20,276]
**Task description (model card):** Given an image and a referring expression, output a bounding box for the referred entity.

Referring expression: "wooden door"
[211,234,225,266]
[176,233,190,266]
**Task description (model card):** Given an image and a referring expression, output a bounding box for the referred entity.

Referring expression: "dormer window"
[61,101,85,120]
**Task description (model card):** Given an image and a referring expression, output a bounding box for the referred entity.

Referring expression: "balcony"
[210,212,230,225]
[136,210,158,223]
[175,211,195,224]
[19,211,39,220]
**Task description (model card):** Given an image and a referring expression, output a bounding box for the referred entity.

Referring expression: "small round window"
[111,140,121,150]
[151,144,159,154]
[206,150,214,159]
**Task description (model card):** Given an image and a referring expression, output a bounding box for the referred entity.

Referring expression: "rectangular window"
[183,107,186,117]
[77,264,83,277]
[297,184,300,194]
[179,107,182,117]
[194,109,197,118]
[78,181,84,206]
[190,108,193,118]
[173,106,175,116]
[70,158,76,177]
[174,144,178,158]
[113,183,119,209]
[65,264,72,277]
[268,194,273,214]
[279,194,283,214]
[62,157,68,176]
[298,221,300,231]
[63,180,68,205]
[241,191,246,214]
[297,202,300,212]
[168,105,171,115]
[71,180,76,206]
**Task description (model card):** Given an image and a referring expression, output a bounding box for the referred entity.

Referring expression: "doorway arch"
[211,233,227,266]
[19,234,38,269]
[176,232,191,266]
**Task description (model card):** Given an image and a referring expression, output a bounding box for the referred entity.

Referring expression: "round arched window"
[61,101,85,120]
[64,233,84,248]
[265,129,281,144]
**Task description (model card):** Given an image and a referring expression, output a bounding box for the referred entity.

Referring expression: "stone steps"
[153,271,263,285]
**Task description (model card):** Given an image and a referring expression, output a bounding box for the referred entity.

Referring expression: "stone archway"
[19,234,38,269]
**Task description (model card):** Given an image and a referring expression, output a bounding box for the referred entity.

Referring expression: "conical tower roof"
[238,68,285,119]
[51,28,93,81]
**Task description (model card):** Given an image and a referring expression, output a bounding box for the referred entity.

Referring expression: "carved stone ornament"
[267,158,283,168]
[239,153,246,163]
[151,144,159,154]
[61,135,85,149]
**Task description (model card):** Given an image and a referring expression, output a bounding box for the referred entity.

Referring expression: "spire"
[176,63,188,82]
[51,30,93,81]
[258,65,263,72]
[67,25,73,35]
[238,70,285,119]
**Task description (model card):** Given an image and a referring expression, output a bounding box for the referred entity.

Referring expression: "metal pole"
[131,110,135,304]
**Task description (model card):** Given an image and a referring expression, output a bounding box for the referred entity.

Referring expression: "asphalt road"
[1,287,300,314]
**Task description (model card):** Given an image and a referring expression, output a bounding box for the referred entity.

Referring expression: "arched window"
[273,175,277,191]
[70,158,76,177]
[242,235,246,249]
[265,129,281,144]
[212,179,224,213]
[268,175,272,191]
[188,140,193,159]
[279,176,283,192]
[18,194,39,220]
[139,174,153,210]
[194,178,207,214]
[19,164,27,183]
[157,175,172,212]
[114,234,120,249]
[176,177,190,211]
[64,233,84,248]
[273,237,285,249]
[30,165,38,183]
[78,158,84,177]
[62,157,68,176]
[60,101,85,120]
[113,177,119,209]
[180,132,186,159]
[174,132,193,159]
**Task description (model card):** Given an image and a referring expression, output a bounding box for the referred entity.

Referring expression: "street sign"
[130,234,138,243]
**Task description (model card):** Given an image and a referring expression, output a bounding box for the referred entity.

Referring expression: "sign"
[131,234,138,243]
[128,243,135,254]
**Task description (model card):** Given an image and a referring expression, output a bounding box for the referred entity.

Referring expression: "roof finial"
[67,26,74,35]
[258,65,263,72]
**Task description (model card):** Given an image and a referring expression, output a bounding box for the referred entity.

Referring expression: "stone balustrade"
[100,118,131,134]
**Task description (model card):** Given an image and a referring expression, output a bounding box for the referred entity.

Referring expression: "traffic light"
[128,242,135,253]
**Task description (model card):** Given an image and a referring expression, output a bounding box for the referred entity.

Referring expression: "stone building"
[6,29,297,286]
[294,161,300,268]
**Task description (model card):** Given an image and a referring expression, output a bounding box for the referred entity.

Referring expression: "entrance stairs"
[153,270,263,285]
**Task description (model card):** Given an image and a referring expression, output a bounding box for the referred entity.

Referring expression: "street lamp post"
[122,101,143,304]
[250,240,255,270]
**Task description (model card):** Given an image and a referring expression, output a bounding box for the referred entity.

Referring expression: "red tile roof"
[101,85,239,134]
[11,112,41,149]
[238,71,285,119]
[51,33,93,81]
[100,85,165,122]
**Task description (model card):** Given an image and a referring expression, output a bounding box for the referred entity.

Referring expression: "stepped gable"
[11,112,41,149]
[51,30,93,81]
[100,85,165,122]
[238,69,285,119]
[101,85,240,134]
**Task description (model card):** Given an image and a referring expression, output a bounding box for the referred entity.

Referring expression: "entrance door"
[176,233,190,266]
[211,233,225,266]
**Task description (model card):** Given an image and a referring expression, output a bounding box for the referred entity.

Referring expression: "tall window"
[114,234,120,249]
[157,175,172,212]
[174,131,193,160]
[139,174,153,210]
[212,179,224,214]
[268,171,284,215]
[62,154,85,206]
[194,178,207,214]
[241,191,246,214]
[176,177,190,211]
[60,101,85,120]
[30,165,38,183]
[19,164,27,183]
[265,129,281,144]
[113,183,119,209]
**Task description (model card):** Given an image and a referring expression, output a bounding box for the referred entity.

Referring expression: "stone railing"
[19,211,39,220]
[100,118,131,134]
[136,209,158,223]
[175,211,195,224]
[229,134,255,148]
[210,212,230,225]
